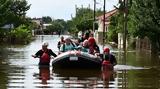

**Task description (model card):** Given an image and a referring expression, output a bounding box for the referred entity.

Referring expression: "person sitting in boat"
[77,39,89,52]
[32,42,57,65]
[78,32,90,43]
[57,36,65,51]
[88,37,100,55]
[60,38,77,52]
[102,47,117,66]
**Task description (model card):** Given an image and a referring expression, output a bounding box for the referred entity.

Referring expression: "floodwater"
[0,35,160,89]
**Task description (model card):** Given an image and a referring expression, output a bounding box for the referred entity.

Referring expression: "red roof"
[97,9,118,21]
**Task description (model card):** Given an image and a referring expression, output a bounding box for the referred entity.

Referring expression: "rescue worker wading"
[32,42,57,65]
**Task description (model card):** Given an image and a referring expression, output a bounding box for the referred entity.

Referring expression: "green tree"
[0,0,32,44]
[10,0,30,16]
[70,7,103,35]
[42,16,52,24]
[46,22,64,34]
[9,25,32,44]
[0,0,12,26]
[0,0,30,27]
[54,19,66,33]
[108,12,123,43]
[76,19,93,32]
[73,8,93,32]
[66,20,77,35]
[9,0,30,27]
[130,0,160,54]
[108,0,133,44]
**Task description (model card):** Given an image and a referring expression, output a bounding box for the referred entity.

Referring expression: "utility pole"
[103,0,106,51]
[123,0,128,64]
[93,0,96,32]
[123,0,128,52]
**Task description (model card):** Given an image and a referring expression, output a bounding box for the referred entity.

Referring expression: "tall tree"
[130,0,160,54]
[73,8,93,32]
[0,0,30,27]
[0,0,12,26]
[46,21,64,34]
[54,19,66,33]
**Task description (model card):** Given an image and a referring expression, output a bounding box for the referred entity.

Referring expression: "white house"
[42,24,52,30]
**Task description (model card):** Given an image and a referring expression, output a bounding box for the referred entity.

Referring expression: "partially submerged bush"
[9,25,32,44]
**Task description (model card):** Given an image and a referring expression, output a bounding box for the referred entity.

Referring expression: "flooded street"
[0,35,160,89]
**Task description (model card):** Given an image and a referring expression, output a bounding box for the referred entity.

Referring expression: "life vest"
[102,60,110,65]
[88,37,95,44]
[102,60,113,70]
[40,50,50,63]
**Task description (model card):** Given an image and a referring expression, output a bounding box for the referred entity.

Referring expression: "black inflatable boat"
[52,51,102,69]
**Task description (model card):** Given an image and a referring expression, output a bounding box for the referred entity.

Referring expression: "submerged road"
[0,35,160,89]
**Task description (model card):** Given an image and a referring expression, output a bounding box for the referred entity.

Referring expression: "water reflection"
[101,68,115,88]
[37,66,50,85]
[33,65,53,88]
[53,68,116,88]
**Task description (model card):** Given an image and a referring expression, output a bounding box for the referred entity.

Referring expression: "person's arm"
[32,50,41,58]
[71,42,78,50]
[57,41,61,49]
[110,54,117,66]
[49,49,57,57]
[94,44,100,56]
[96,45,100,53]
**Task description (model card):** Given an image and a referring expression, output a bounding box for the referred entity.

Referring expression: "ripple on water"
[114,65,150,70]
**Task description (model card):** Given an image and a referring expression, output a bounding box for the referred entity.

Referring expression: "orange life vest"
[40,50,50,63]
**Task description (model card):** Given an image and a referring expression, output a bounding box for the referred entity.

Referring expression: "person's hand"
[58,52,63,55]
[32,55,36,58]
[95,53,100,57]
[51,56,55,59]
[96,53,100,55]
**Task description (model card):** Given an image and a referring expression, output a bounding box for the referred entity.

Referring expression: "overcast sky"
[26,0,118,20]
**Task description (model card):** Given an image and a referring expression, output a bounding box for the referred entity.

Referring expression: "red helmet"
[88,37,95,44]
[104,48,110,53]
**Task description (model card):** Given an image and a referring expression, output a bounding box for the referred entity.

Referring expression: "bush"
[9,25,32,44]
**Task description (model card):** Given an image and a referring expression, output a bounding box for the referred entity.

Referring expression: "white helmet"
[42,42,49,47]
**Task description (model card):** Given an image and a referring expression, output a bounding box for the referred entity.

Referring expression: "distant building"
[31,18,53,30]
[31,18,43,34]
[42,24,52,30]
[31,18,43,29]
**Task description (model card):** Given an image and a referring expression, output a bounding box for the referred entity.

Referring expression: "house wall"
[96,19,108,44]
